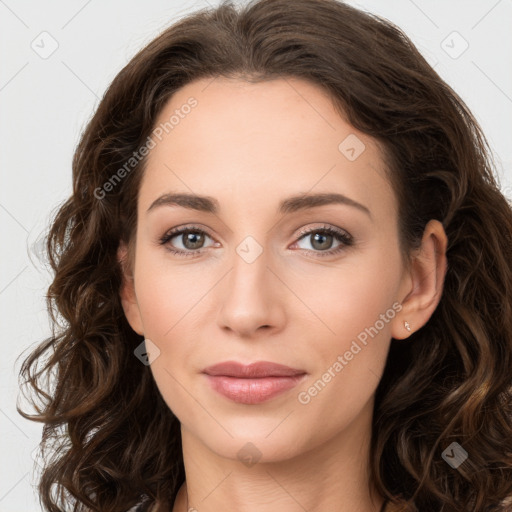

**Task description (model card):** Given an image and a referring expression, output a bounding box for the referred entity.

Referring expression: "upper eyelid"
[162,223,351,244]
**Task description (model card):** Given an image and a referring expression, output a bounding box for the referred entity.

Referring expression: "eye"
[158,224,217,258]
[158,223,353,258]
[292,225,353,257]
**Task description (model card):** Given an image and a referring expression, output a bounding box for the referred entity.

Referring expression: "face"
[119,76,412,463]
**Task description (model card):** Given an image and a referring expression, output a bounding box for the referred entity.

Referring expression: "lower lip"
[204,374,306,404]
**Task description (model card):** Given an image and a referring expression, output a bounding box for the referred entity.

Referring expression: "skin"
[118,76,447,512]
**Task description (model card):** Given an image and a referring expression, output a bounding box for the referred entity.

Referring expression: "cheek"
[294,262,399,427]
[134,250,209,338]
[134,235,401,355]
[133,259,202,418]
[294,248,400,410]
[298,249,401,352]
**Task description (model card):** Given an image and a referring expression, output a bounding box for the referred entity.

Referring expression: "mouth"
[202,361,307,404]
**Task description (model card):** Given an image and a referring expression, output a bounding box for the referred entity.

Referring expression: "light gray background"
[1,0,511,510]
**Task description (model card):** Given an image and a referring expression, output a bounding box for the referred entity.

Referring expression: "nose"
[216,241,286,338]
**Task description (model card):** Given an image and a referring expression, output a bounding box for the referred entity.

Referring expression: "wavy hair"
[17,0,512,510]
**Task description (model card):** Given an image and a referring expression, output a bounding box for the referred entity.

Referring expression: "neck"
[171,397,384,512]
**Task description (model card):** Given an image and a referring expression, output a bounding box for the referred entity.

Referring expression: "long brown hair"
[17,0,512,510]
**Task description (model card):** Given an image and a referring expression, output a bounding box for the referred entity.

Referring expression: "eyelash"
[158,224,354,258]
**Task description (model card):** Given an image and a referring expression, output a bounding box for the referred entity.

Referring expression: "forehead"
[139,76,395,220]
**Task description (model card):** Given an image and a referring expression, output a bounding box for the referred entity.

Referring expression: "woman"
[17,0,512,511]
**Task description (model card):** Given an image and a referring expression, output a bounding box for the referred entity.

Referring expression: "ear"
[117,241,144,336]
[391,219,448,340]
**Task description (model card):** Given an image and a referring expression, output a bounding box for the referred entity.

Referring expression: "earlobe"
[117,242,144,336]
[392,219,448,340]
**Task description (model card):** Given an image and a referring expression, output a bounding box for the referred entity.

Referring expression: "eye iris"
[182,231,204,250]
[311,232,333,250]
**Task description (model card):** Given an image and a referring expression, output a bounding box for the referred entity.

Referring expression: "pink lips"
[202,361,307,404]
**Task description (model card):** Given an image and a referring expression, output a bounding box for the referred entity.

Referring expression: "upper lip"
[202,361,306,378]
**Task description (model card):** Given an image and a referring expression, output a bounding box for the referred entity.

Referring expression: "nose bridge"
[224,200,288,287]
[229,232,270,295]
[216,228,283,334]
[224,201,275,279]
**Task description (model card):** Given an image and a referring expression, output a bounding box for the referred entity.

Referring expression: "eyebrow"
[147,192,372,219]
